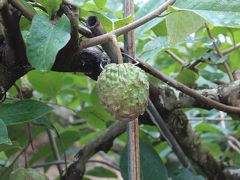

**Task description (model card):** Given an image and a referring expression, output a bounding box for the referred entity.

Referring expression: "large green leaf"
[166,11,205,45]
[120,139,168,180]
[27,70,64,97]
[173,0,240,28]
[26,14,71,71]
[0,100,52,125]
[0,119,11,145]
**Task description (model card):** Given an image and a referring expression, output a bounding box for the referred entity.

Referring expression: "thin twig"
[47,129,63,177]
[32,159,120,171]
[28,2,47,12]
[228,140,240,154]
[0,143,29,176]
[222,42,240,56]
[228,136,240,154]
[147,100,194,172]
[165,50,199,73]
[27,123,34,151]
[87,160,120,171]
[32,160,68,169]
[165,50,186,65]
[205,23,234,81]
[188,117,232,121]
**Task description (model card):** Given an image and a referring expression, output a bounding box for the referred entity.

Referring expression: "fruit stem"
[111,35,123,64]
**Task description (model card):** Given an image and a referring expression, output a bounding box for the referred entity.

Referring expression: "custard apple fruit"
[97,63,149,121]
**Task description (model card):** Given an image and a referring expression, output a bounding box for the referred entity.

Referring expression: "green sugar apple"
[97,63,149,121]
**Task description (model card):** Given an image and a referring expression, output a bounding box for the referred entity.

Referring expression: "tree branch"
[222,42,240,56]
[137,59,240,114]
[148,85,225,180]
[10,0,34,20]
[79,0,176,49]
[63,121,127,179]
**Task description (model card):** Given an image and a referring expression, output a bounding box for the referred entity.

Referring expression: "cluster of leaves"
[1,0,240,179]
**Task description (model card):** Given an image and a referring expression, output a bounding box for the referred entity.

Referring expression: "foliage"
[0,0,240,179]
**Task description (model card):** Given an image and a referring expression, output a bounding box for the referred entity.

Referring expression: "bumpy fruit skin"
[97,63,149,121]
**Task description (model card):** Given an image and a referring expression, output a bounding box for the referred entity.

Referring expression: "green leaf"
[86,167,117,178]
[204,143,222,158]
[199,69,225,82]
[35,0,61,17]
[90,11,113,32]
[65,0,84,7]
[26,14,71,71]
[0,119,11,145]
[152,20,168,36]
[140,36,169,63]
[27,70,64,97]
[9,168,48,180]
[201,52,228,64]
[176,69,198,85]
[120,138,168,180]
[173,0,240,28]
[20,0,36,15]
[172,169,204,180]
[78,107,106,129]
[166,11,205,45]
[0,141,21,152]
[0,100,52,125]
[114,15,133,29]
[93,0,107,9]
[135,0,165,34]
[79,131,98,145]
[195,122,226,135]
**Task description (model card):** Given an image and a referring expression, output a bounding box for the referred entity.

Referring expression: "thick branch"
[154,80,240,112]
